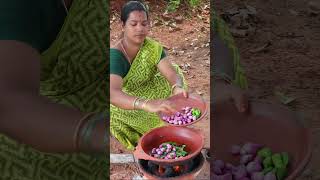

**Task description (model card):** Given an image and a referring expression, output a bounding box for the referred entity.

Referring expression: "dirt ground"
[110,1,210,179]
[214,0,320,179]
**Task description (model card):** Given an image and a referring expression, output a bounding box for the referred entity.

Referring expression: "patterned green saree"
[110,37,186,150]
[212,11,248,89]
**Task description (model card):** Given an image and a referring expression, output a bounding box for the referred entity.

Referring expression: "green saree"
[0,0,108,179]
[212,11,248,89]
[110,37,186,150]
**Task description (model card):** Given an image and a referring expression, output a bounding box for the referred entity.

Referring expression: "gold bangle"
[133,97,139,109]
[171,83,183,94]
[73,113,95,151]
[141,99,149,110]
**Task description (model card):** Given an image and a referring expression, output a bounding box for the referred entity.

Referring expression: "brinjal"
[264,172,277,180]
[240,154,254,165]
[246,161,262,174]
[251,172,264,180]
[242,142,263,155]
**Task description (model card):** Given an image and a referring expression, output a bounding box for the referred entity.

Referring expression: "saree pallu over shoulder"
[40,0,108,113]
[111,37,186,150]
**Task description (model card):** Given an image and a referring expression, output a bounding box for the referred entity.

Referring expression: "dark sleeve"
[110,49,130,78]
[0,0,66,52]
[160,48,167,60]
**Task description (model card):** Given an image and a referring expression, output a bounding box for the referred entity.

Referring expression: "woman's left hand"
[172,86,188,98]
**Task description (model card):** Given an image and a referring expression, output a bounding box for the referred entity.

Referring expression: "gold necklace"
[61,0,68,13]
[121,39,131,65]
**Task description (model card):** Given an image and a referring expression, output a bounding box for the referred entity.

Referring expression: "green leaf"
[263,157,273,169]
[272,153,284,168]
[262,167,274,174]
[258,147,272,159]
[276,167,288,180]
[281,152,289,167]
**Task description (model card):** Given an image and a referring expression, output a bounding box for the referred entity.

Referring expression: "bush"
[166,0,201,12]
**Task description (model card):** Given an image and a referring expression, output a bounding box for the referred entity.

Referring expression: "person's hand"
[142,99,177,114]
[214,80,249,112]
[172,86,188,98]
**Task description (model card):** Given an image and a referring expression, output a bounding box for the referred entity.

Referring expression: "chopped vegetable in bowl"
[213,142,290,180]
[162,106,202,125]
[150,142,188,160]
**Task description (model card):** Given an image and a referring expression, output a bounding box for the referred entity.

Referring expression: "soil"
[214,0,320,179]
[110,1,210,179]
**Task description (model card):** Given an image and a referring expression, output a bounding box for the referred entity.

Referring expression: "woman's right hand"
[142,99,177,114]
[214,80,249,112]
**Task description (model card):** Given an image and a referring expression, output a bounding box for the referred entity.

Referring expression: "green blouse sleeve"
[0,0,66,52]
[110,49,130,78]
[160,48,166,60]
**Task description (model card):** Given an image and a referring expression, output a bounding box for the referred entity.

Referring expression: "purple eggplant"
[225,163,235,171]
[246,161,262,174]
[251,172,264,180]
[238,177,250,180]
[242,142,263,155]
[253,156,263,164]
[232,165,247,179]
[264,172,277,180]
[212,173,232,180]
[240,154,254,165]
[213,166,223,175]
[214,160,225,169]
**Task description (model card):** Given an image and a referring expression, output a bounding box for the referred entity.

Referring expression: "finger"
[234,92,249,112]
[183,90,188,98]
[163,103,177,113]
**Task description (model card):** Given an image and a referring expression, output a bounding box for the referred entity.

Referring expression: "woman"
[110,1,188,150]
[212,10,249,112]
[0,0,108,179]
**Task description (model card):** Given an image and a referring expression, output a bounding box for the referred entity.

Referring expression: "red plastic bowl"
[158,93,208,127]
[212,101,312,180]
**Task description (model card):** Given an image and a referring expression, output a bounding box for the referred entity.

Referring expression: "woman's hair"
[121,1,149,24]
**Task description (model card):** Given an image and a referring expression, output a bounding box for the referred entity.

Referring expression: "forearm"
[0,90,106,153]
[110,89,146,110]
[212,34,235,80]
[0,41,107,153]
[158,60,184,87]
